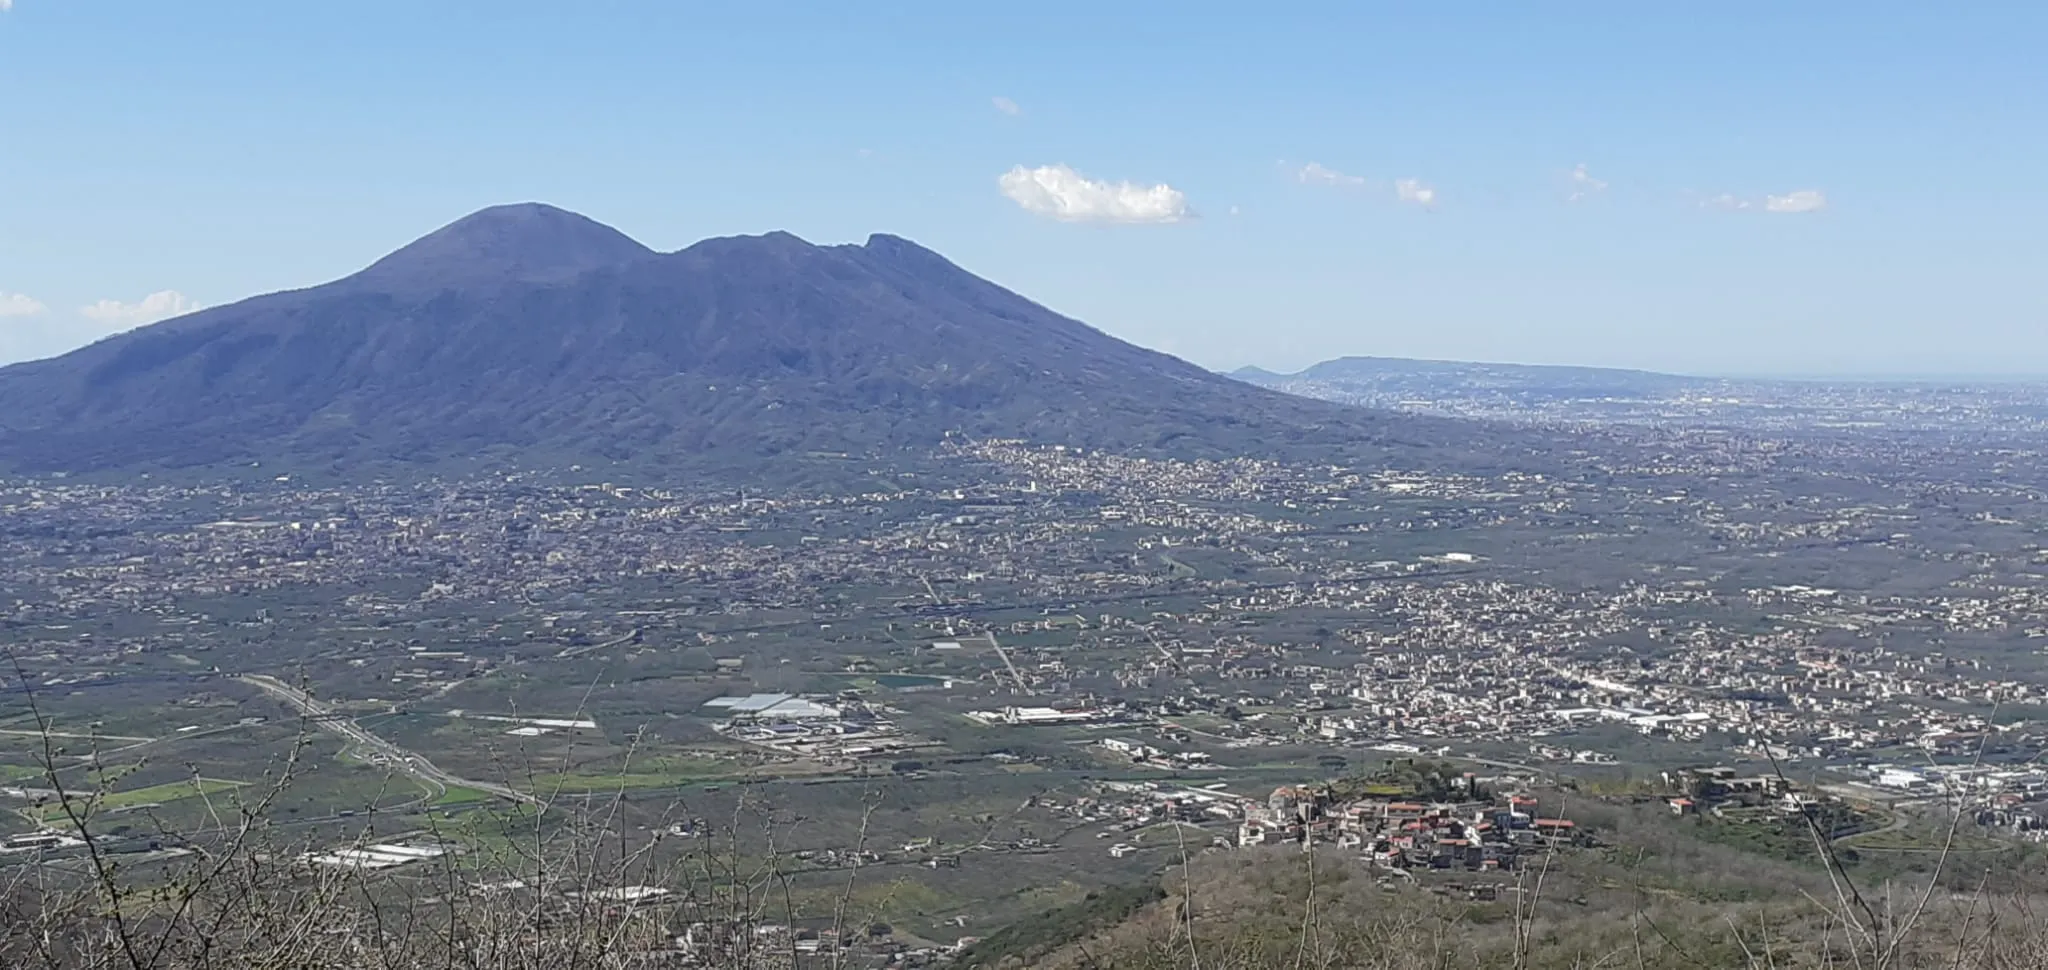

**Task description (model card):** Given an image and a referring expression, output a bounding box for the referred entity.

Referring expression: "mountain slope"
[0,206,1524,479]
[352,202,658,289]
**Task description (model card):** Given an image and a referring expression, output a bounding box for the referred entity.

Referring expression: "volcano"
[0,203,1516,480]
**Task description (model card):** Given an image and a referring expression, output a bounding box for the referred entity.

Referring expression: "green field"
[36,777,245,823]
[430,785,497,808]
[0,762,41,782]
[523,757,746,795]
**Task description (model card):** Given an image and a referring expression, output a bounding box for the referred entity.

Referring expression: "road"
[237,675,537,807]
[554,628,641,660]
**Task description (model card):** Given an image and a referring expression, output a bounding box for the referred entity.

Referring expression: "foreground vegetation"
[989,823,2048,970]
[13,727,2048,970]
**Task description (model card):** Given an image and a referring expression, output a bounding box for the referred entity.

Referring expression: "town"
[4,377,2048,954]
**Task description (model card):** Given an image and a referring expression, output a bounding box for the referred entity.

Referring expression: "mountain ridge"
[1231,354,1711,402]
[0,205,1529,482]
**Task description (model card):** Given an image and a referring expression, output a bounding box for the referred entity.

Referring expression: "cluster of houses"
[1235,784,1581,872]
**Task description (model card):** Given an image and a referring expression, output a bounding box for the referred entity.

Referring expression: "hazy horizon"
[1231,356,2048,383]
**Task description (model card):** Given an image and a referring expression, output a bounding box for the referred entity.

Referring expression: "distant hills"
[1234,355,2048,440]
[0,205,1531,482]
[1228,356,1740,430]
[1231,356,1708,402]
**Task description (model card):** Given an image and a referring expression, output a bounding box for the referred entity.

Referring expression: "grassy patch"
[431,785,496,808]
[40,778,244,823]
[529,771,718,794]
[1842,829,2003,853]
[1683,805,1881,866]
[954,883,1165,969]
[514,753,828,795]
[523,758,734,795]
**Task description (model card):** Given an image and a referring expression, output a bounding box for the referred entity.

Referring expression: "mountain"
[1231,355,1718,417]
[352,202,658,289]
[0,205,1526,481]
[1238,356,1705,396]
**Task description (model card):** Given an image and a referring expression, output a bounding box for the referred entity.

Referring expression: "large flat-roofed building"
[704,693,842,720]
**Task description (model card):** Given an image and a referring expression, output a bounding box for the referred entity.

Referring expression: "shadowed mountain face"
[0,205,1513,480]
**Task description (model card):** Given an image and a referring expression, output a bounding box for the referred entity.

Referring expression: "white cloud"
[1701,189,1827,214]
[1393,178,1437,209]
[0,2,13,12]
[1295,162,1366,188]
[998,164,1192,225]
[0,291,46,317]
[991,96,1021,116]
[80,290,202,326]
[1765,189,1827,214]
[1567,163,1607,202]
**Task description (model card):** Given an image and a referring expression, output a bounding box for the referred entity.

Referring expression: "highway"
[237,674,537,807]
[554,627,641,660]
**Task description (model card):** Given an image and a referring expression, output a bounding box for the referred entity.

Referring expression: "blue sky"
[2,2,2043,375]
